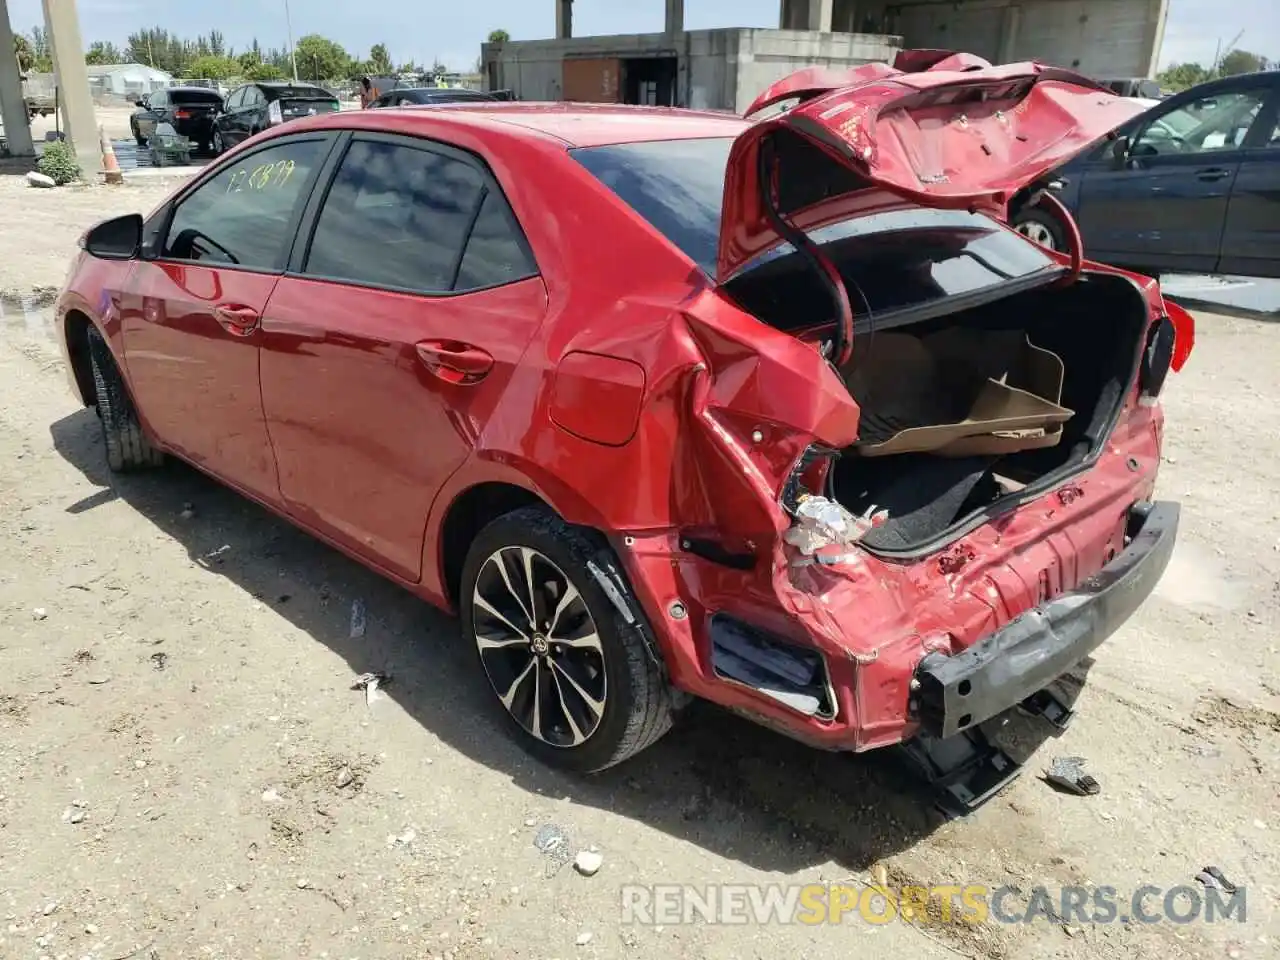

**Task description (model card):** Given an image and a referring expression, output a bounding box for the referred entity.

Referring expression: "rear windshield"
[273,86,335,101]
[170,90,223,104]
[572,137,1058,314]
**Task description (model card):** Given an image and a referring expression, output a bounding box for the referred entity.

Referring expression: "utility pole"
[284,0,299,82]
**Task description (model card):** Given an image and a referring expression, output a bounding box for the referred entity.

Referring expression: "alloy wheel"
[1016,220,1057,250]
[212,131,224,155]
[471,546,606,748]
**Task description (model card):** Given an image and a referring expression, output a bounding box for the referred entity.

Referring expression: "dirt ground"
[0,171,1276,960]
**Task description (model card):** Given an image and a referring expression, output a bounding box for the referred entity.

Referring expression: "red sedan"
[56,54,1193,803]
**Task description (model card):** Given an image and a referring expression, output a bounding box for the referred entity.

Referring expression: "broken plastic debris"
[1195,865,1237,893]
[349,599,367,638]
[1043,756,1100,796]
[784,496,886,557]
[351,671,390,706]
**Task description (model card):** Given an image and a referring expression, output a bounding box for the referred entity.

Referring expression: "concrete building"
[482,0,1170,112]
[86,62,173,99]
[1,0,99,173]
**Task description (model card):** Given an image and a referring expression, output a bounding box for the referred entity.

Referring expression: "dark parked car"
[130,87,225,152]
[368,87,498,108]
[212,82,340,154]
[1011,71,1280,278]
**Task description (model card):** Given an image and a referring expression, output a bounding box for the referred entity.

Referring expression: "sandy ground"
[0,173,1277,960]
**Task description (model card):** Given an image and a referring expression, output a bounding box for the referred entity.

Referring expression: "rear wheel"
[87,327,164,472]
[460,507,674,772]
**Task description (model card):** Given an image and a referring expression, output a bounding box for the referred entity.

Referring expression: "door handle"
[213,304,261,337]
[1196,168,1230,182]
[415,339,494,384]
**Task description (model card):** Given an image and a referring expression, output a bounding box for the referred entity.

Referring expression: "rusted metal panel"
[562,58,622,103]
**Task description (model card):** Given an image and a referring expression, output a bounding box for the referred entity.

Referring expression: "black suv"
[130,87,225,152]
[212,82,341,154]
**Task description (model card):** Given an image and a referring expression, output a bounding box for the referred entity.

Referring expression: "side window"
[226,88,243,110]
[245,88,264,107]
[304,139,486,293]
[1132,90,1268,157]
[162,139,326,270]
[455,190,537,290]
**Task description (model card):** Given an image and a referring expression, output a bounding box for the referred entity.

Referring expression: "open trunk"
[727,255,1151,554]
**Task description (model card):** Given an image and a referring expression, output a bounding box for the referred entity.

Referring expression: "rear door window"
[303,138,487,293]
[162,138,327,271]
[455,191,538,290]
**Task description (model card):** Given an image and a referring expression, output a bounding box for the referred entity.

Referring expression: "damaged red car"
[56,53,1193,803]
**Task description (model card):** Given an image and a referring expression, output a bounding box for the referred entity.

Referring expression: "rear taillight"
[174,109,191,119]
[267,100,283,125]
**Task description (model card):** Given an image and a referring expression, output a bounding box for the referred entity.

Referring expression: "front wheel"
[87,327,164,472]
[1011,205,1068,252]
[460,507,674,772]
[211,130,225,155]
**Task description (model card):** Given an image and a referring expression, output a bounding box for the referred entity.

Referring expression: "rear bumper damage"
[613,404,1171,754]
[913,500,1178,740]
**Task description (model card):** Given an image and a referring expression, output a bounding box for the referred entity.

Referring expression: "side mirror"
[83,213,143,260]
[138,96,150,109]
[1110,136,1131,167]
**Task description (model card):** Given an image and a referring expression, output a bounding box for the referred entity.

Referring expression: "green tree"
[13,33,34,73]
[369,42,393,74]
[1156,61,1213,92]
[29,27,53,71]
[245,62,285,81]
[1219,49,1268,76]
[294,34,351,81]
[85,41,126,65]
[488,29,510,44]
[186,54,238,80]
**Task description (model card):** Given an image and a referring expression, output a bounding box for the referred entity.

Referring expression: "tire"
[211,130,225,156]
[86,327,164,473]
[132,122,145,147]
[1012,205,1068,252]
[460,506,674,772]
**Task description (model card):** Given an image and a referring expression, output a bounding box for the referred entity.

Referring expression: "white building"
[86,63,174,98]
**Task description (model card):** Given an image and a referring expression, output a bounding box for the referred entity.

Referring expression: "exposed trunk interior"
[727,266,1150,553]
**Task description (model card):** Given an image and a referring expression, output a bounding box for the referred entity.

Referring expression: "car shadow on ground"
[50,407,1069,876]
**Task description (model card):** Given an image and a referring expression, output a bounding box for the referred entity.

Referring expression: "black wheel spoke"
[472,545,607,749]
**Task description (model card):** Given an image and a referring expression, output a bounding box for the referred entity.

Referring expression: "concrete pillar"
[997,4,1022,63]
[807,0,834,32]
[41,0,98,175]
[1142,0,1171,78]
[0,0,36,157]
[664,0,685,35]
[555,0,572,40]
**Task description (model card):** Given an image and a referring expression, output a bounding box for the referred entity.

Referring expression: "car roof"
[165,86,223,95]
[329,102,748,148]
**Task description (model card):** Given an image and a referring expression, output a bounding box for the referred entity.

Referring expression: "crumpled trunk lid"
[718,54,1146,282]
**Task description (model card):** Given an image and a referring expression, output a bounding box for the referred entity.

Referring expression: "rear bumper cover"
[914,500,1178,740]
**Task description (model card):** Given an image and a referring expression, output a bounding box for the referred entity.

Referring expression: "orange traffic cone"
[99,124,123,185]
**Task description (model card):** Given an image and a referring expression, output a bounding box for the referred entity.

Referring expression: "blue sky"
[7,0,1278,73]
